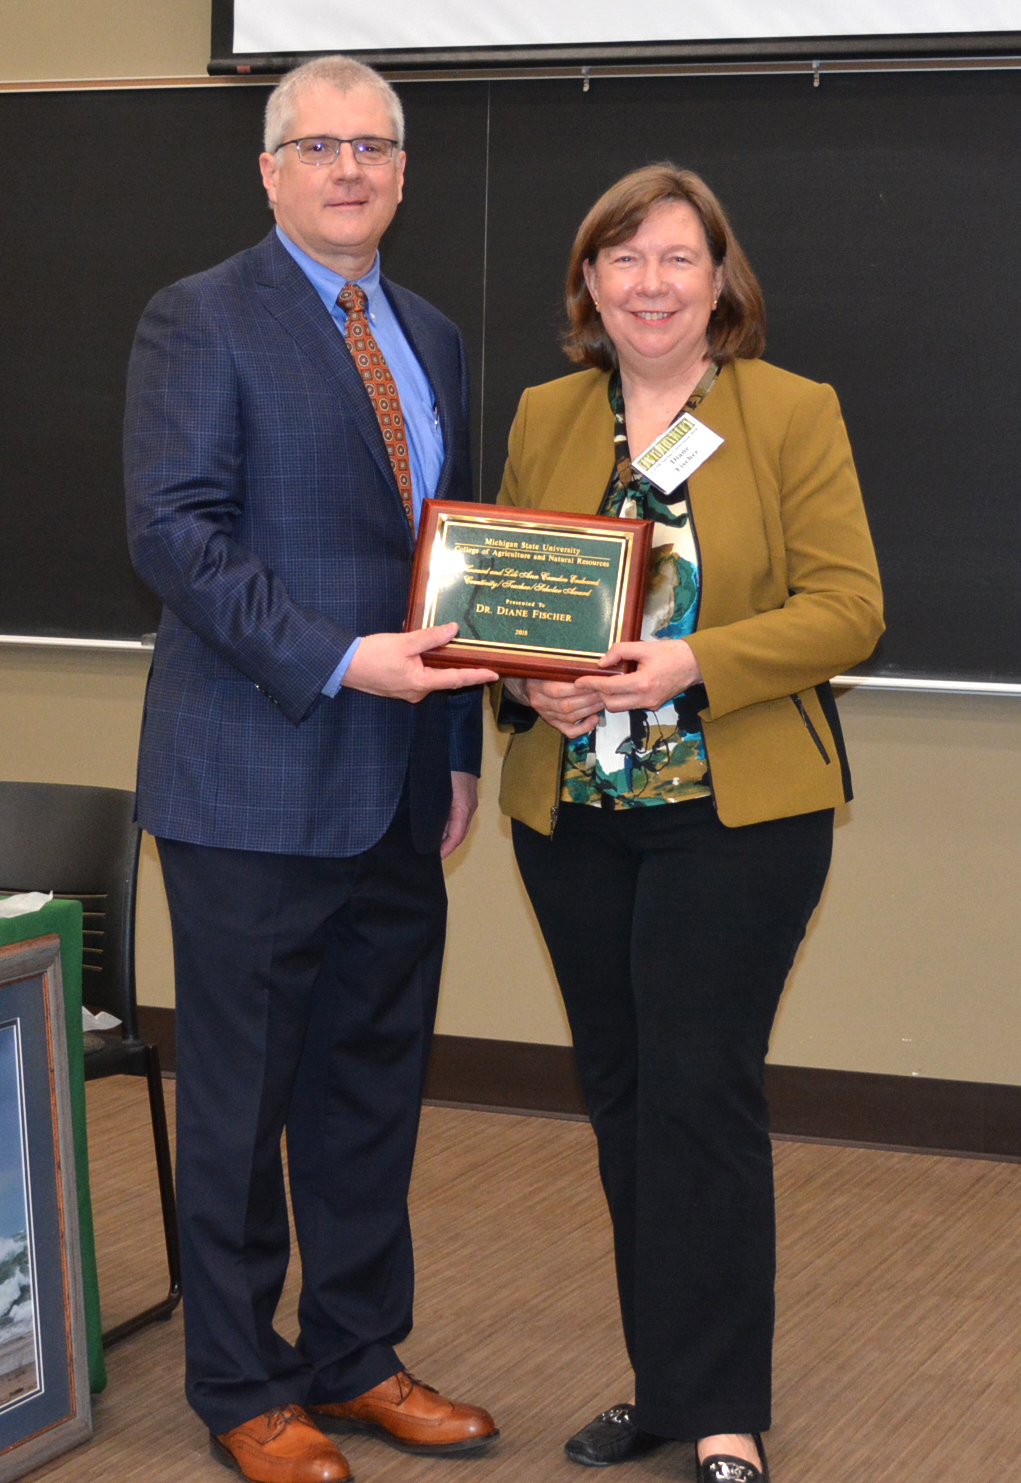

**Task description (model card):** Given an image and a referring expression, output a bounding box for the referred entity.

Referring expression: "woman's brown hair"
[563,163,766,370]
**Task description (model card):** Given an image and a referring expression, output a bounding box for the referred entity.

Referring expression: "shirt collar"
[275,225,381,315]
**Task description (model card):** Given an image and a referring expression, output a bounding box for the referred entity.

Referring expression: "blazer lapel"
[381,277,460,500]
[251,234,397,493]
[537,373,616,515]
[685,362,776,632]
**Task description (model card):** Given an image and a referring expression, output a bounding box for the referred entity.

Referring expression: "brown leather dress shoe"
[310,1370,498,1455]
[212,1404,352,1483]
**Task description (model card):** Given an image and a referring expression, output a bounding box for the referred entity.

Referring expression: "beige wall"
[0,648,177,1014]
[3,646,1021,1083]
[4,3,1021,1086]
[1,0,211,82]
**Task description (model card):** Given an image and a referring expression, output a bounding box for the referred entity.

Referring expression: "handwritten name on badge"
[632,412,724,494]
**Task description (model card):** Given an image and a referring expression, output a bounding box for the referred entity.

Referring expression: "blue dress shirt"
[275,227,446,694]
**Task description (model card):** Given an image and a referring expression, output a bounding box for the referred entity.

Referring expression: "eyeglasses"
[276,136,399,167]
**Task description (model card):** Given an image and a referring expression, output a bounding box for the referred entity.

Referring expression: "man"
[125,55,499,1483]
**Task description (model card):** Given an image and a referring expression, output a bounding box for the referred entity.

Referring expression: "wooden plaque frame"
[405,500,653,680]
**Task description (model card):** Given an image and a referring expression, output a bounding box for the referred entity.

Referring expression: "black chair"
[0,781,181,1347]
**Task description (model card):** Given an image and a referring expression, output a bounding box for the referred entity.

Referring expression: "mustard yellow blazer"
[493,357,885,833]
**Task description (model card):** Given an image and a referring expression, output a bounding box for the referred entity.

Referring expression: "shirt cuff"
[322,638,362,697]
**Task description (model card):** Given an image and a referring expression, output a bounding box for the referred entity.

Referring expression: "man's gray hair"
[263,55,405,154]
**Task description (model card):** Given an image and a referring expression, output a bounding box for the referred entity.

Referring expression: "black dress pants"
[157,797,446,1435]
[512,797,832,1441]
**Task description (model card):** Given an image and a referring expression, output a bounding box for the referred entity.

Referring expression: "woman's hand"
[503,675,604,738]
[575,639,703,712]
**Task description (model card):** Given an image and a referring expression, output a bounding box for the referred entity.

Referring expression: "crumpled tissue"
[83,1008,122,1032]
[0,891,54,917]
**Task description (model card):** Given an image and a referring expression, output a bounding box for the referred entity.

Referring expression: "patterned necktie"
[338,282,415,529]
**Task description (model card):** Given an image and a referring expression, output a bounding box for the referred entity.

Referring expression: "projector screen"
[210,0,1021,71]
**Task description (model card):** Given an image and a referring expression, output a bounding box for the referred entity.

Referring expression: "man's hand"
[440,771,479,859]
[575,639,702,712]
[344,623,498,701]
[502,674,603,739]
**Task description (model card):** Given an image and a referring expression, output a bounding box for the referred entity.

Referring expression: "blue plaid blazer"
[125,230,481,857]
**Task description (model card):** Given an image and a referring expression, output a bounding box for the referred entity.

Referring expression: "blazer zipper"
[791,693,831,764]
[686,497,719,815]
[548,463,618,837]
[549,736,566,835]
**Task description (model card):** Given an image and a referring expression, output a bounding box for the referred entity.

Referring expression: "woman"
[494,165,883,1479]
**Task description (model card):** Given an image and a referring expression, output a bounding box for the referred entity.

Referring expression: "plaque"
[405,500,653,679]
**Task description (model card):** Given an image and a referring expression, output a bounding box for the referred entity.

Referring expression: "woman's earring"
[712,298,719,311]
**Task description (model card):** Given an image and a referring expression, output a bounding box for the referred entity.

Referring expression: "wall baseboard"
[136,1007,1021,1160]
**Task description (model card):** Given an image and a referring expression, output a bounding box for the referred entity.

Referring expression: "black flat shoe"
[564,1404,665,1467]
[698,1432,769,1483]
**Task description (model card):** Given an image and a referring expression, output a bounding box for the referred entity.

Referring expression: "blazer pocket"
[699,690,845,827]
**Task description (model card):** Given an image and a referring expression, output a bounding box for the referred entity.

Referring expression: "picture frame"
[0,935,92,1482]
[405,500,653,681]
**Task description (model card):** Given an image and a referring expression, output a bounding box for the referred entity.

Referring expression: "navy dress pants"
[512,797,833,1442]
[157,798,446,1435]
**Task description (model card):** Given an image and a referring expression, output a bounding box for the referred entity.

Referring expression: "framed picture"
[0,936,92,1481]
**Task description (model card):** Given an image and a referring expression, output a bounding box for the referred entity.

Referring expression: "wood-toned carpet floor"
[25,1078,1021,1482]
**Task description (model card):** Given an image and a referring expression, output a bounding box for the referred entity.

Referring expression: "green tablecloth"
[0,899,106,1394]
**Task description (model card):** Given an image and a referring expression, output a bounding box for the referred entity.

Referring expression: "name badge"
[631,412,723,494]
